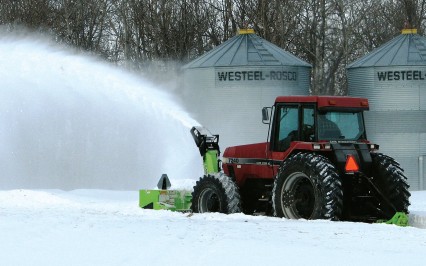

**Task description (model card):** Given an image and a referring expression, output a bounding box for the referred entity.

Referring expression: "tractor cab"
[263,96,369,152]
[258,96,376,178]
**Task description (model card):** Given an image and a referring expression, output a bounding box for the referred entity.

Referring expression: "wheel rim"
[198,187,221,212]
[280,172,315,219]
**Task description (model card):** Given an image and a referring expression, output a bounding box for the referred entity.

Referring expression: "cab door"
[268,104,315,172]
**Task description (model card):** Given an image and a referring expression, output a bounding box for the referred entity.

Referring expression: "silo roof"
[348,29,426,68]
[183,30,311,69]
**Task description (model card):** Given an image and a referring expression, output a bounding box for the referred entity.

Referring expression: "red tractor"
[191,96,410,222]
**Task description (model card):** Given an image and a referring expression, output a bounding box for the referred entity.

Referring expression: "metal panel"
[183,66,310,150]
[347,32,426,190]
[365,111,426,134]
[367,133,420,190]
[182,68,214,118]
[347,33,426,68]
[214,66,309,88]
[348,65,426,190]
[398,157,419,190]
[421,84,426,110]
[184,33,311,69]
[348,67,426,111]
[421,155,426,190]
[419,133,426,190]
[183,31,311,149]
[420,133,426,156]
[368,133,419,159]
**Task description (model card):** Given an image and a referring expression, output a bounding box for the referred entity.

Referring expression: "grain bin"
[183,29,311,150]
[347,29,426,190]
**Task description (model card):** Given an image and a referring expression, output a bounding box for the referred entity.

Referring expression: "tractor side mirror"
[262,107,271,124]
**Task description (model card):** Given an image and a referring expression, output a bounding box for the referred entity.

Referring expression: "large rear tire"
[273,152,343,220]
[371,153,411,218]
[191,173,241,214]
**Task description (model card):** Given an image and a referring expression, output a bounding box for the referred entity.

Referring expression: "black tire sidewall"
[371,153,410,215]
[191,173,241,214]
[274,159,323,219]
[273,152,343,220]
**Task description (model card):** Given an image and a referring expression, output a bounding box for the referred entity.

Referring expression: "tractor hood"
[223,142,269,161]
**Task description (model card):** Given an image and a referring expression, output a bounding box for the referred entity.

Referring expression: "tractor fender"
[276,142,373,176]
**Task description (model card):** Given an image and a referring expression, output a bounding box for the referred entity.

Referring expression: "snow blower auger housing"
[139,174,192,211]
[190,96,410,225]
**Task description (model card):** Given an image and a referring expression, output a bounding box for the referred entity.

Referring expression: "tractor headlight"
[312,143,332,150]
[369,144,379,151]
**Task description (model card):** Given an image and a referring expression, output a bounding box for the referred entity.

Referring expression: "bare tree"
[0,0,53,30]
[1,0,425,95]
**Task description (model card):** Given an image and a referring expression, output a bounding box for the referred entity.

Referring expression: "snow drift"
[0,188,425,266]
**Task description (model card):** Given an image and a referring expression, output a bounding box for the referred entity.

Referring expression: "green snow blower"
[139,126,220,211]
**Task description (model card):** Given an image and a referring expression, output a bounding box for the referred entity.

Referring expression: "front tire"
[273,152,343,220]
[191,173,241,214]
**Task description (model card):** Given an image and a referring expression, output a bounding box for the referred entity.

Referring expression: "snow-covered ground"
[0,187,425,266]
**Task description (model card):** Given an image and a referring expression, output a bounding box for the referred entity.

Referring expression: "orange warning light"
[345,155,359,172]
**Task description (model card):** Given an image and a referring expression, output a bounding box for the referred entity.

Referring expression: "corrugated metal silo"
[347,29,426,190]
[183,29,311,149]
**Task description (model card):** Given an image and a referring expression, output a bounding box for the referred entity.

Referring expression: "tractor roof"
[274,96,369,110]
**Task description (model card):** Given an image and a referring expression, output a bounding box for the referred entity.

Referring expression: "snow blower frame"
[139,126,219,211]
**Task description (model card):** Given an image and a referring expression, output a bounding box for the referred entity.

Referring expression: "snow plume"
[0,30,203,190]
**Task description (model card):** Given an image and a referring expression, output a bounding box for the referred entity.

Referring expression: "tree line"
[1,0,425,95]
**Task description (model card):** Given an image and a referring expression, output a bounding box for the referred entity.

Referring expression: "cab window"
[301,106,315,141]
[274,105,298,151]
